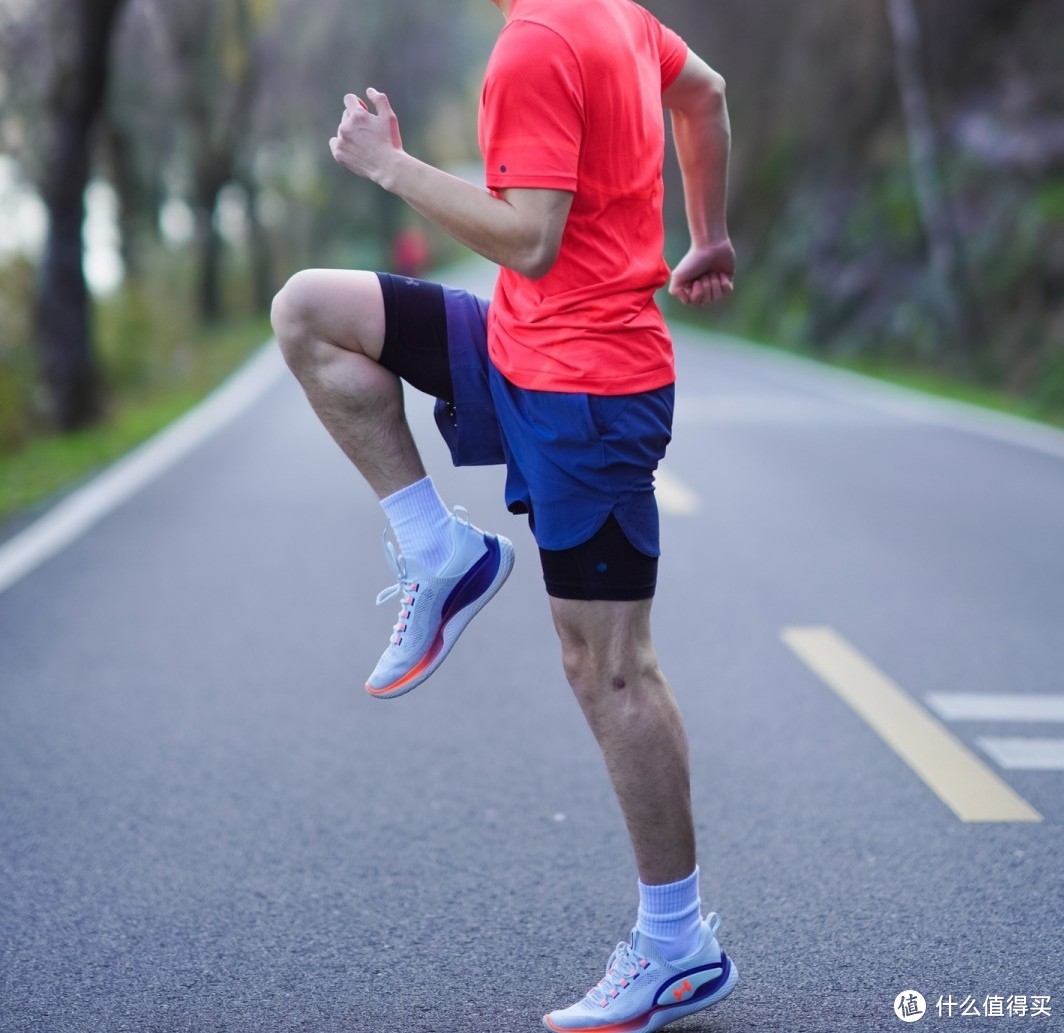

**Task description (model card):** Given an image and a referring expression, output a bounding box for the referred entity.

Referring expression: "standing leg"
[543,596,738,1033]
[549,597,695,885]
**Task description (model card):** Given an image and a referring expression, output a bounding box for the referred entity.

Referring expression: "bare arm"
[662,51,735,306]
[330,89,572,280]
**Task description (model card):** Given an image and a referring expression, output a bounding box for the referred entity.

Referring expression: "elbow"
[709,69,727,100]
[511,237,561,280]
[521,250,559,281]
[664,52,728,117]
[496,189,571,278]
[701,70,727,116]
[685,70,730,143]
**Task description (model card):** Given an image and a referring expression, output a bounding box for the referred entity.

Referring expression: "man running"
[270,1,736,1029]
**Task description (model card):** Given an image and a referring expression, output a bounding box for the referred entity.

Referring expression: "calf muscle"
[551,597,696,884]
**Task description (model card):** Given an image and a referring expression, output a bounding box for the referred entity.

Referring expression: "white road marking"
[977,738,1064,771]
[782,626,1043,823]
[0,343,285,597]
[655,467,700,516]
[925,693,1064,723]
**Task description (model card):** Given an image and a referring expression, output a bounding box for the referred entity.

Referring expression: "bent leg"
[550,596,696,884]
[270,268,426,498]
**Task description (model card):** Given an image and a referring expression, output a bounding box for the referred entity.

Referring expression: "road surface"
[2,261,1062,1032]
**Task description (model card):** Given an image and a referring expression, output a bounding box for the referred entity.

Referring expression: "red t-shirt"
[479,0,688,394]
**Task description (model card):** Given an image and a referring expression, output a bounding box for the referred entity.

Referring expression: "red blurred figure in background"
[392,224,430,278]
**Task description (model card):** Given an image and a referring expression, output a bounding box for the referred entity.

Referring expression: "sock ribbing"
[637,867,703,962]
[380,476,453,572]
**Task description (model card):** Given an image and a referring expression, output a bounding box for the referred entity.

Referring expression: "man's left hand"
[668,240,735,307]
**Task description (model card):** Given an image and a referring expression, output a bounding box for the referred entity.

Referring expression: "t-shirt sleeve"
[656,20,688,90]
[481,22,583,193]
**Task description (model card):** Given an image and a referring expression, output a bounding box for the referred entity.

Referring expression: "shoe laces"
[375,536,420,646]
[586,940,651,1009]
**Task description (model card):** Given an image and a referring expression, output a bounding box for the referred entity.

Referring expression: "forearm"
[662,55,735,306]
[331,89,570,279]
[380,153,553,277]
[670,79,731,247]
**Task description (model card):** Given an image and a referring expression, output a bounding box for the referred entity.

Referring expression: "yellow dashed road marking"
[782,627,1043,823]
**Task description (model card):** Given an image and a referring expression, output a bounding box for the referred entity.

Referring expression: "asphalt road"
[2,262,1062,1032]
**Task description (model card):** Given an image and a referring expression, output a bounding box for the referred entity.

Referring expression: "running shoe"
[365,507,514,699]
[543,914,738,1033]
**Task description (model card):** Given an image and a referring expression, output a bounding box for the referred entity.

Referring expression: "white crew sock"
[637,867,703,962]
[379,476,454,573]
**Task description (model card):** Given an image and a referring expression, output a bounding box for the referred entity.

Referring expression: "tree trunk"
[168,0,263,324]
[194,173,226,323]
[36,0,128,430]
[884,0,971,355]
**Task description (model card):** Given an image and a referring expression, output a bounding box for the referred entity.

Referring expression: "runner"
[270,1,737,1028]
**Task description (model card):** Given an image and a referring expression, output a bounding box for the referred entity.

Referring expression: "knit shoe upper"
[365,508,514,699]
[543,914,738,1033]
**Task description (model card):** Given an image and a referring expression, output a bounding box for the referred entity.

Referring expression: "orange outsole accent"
[364,630,445,697]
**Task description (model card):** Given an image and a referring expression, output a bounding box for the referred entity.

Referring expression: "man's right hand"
[330,88,405,189]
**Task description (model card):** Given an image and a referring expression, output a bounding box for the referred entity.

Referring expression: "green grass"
[677,312,1064,432]
[768,343,1064,430]
[828,354,1064,429]
[0,315,271,528]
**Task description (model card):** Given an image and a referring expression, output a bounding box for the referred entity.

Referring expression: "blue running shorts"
[376,273,674,600]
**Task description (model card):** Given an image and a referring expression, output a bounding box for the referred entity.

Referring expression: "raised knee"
[270,271,318,366]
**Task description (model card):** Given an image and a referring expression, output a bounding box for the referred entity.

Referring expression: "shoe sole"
[365,534,515,700]
[543,952,738,1033]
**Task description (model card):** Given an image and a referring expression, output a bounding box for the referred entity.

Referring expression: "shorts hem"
[543,582,657,602]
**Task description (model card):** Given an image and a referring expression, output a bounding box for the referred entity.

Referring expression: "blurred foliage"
[650,0,1064,425]
[0,242,261,455]
[0,257,37,451]
[1,0,1063,456]
[0,308,270,524]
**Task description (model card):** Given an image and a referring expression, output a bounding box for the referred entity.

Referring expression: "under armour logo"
[673,979,694,1002]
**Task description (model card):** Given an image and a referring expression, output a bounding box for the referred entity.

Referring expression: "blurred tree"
[247,0,485,278]
[3,0,1060,442]
[99,0,176,284]
[159,0,268,322]
[35,0,129,430]
[885,0,970,359]
[651,0,1060,396]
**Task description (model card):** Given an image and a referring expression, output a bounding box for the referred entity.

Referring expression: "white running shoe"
[543,914,738,1033]
[365,508,514,699]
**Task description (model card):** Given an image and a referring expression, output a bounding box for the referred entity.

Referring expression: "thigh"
[539,513,659,601]
[376,273,456,402]
[491,377,673,559]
